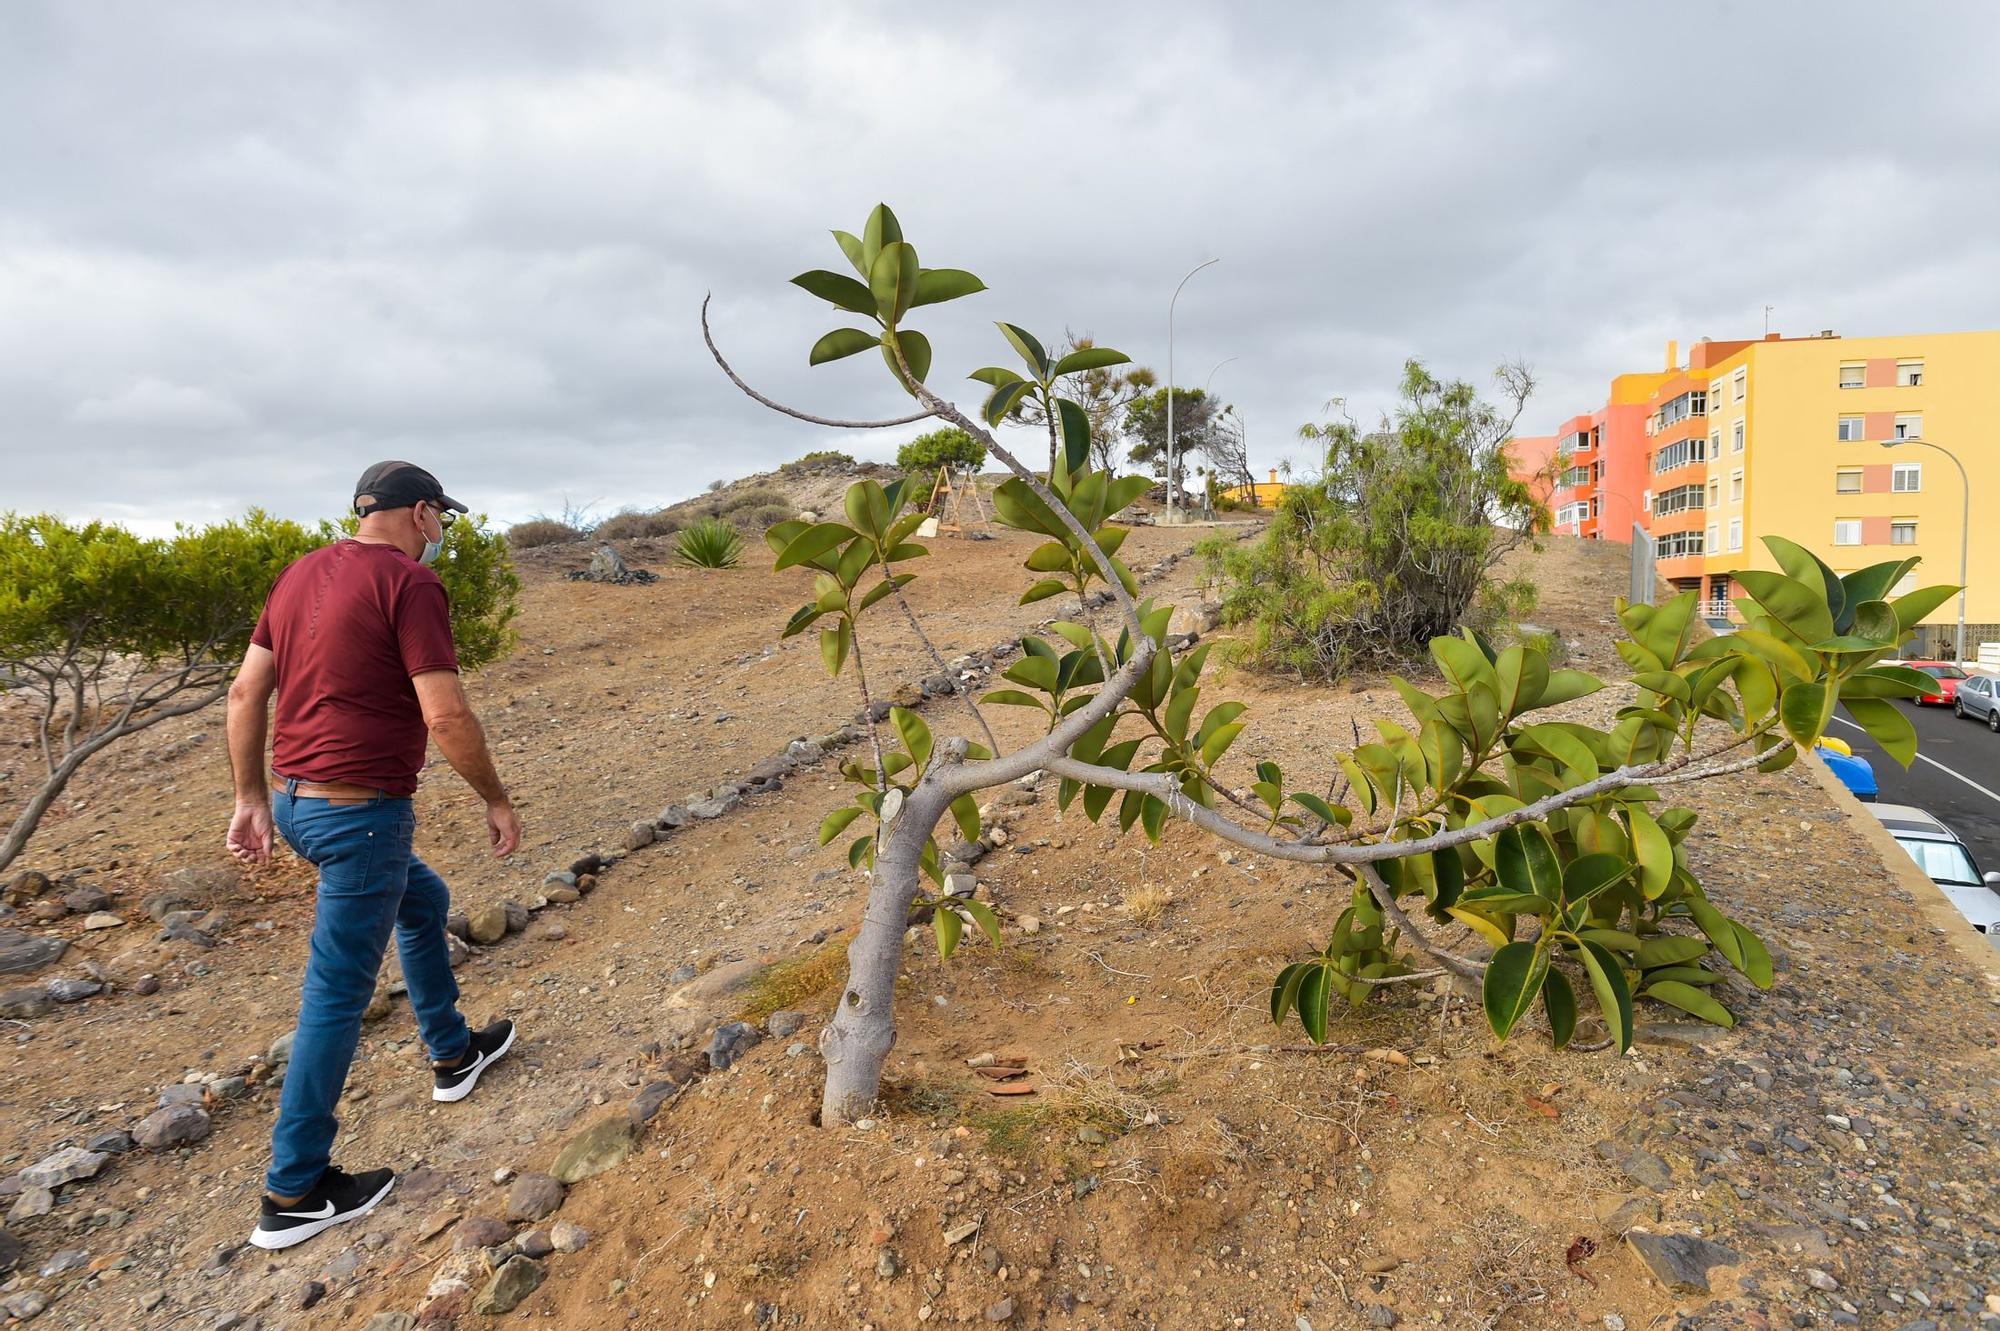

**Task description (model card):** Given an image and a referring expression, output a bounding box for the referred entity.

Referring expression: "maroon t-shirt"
[251,540,459,796]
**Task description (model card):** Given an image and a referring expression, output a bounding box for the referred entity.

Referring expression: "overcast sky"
[5,3,1998,534]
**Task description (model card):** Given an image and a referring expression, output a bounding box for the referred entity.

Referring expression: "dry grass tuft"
[1120,883,1174,926]
[736,940,850,1022]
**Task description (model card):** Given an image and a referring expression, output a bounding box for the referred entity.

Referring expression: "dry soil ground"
[0,523,1995,1331]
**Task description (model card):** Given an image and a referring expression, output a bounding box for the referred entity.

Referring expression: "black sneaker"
[249,1166,394,1250]
[432,1018,516,1103]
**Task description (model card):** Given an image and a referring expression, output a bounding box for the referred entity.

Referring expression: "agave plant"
[675,517,743,569]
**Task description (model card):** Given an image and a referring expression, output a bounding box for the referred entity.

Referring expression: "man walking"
[225,461,521,1250]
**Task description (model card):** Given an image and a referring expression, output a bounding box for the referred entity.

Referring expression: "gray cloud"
[3,2,1997,533]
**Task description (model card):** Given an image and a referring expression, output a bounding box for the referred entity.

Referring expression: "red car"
[1904,661,1968,705]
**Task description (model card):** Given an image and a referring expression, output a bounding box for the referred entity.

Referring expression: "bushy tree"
[1124,385,1227,486]
[895,426,987,475]
[0,512,519,872]
[1201,361,1546,679]
[1007,334,1157,474]
[706,204,1950,1125]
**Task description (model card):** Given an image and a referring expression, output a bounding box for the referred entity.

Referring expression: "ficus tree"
[705,203,1953,1125]
[0,511,520,874]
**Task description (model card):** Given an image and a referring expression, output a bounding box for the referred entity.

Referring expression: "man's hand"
[226,800,274,864]
[487,801,522,858]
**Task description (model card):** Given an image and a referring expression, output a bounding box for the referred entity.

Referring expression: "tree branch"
[701,295,936,429]
[1359,863,1487,980]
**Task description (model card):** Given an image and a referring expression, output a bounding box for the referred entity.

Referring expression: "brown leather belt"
[275,773,390,804]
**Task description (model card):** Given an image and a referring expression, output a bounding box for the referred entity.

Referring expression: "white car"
[1867,803,2000,935]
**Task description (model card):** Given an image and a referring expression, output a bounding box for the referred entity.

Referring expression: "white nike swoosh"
[277,1201,336,1220]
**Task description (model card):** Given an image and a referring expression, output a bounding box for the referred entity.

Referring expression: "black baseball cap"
[353,461,467,517]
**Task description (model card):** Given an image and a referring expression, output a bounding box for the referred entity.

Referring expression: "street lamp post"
[1881,436,1970,664]
[1166,257,1219,523]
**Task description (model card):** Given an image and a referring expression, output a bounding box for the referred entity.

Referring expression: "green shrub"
[506,518,583,549]
[675,517,744,569]
[784,449,856,472]
[595,509,682,542]
[897,426,986,475]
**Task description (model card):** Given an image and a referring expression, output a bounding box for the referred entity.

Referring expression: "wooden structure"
[926,466,990,536]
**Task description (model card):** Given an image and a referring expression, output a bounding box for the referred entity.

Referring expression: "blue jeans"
[267,788,471,1197]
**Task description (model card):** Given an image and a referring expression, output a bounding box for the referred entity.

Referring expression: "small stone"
[0,1290,48,1321]
[515,1228,554,1259]
[629,1080,682,1125]
[875,1248,901,1279]
[1602,1317,1626,1331]
[1599,1194,1661,1235]
[505,1173,566,1223]
[81,912,124,931]
[132,973,160,996]
[765,1010,805,1039]
[295,1280,327,1310]
[1625,1232,1741,1294]
[85,1131,134,1155]
[943,1218,981,1245]
[0,986,52,1018]
[502,901,529,933]
[133,1103,211,1149]
[543,870,578,889]
[707,1021,762,1071]
[1619,1149,1673,1190]
[361,1314,414,1331]
[8,1188,53,1223]
[550,1117,637,1184]
[1015,916,1041,935]
[471,1255,546,1315]
[45,977,100,1003]
[467,906,508,946]
[1363,1307,1398,1329]
[544,888,580,905]
[656,805,690,829]
[550,1220,589,1254]
[21,1147,109,1189]
[623,822,655,852]
[267,1030,295,1065]
[1805,1268,1840,1291]
[986,1297,1015,1322]
[453,1215,513,1250]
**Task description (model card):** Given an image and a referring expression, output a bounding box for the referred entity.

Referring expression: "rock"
[667,958,766,1009]
[46,977,100,1002]
[0,1227,21,1275]
[656,805,690,830]
[943,1218,981,1245]
[268,1030,295,1065]
[629,1080,682,1125]
[1625,1232,1741,1294]
[362,1314,414,1331]
[1362,1307,1398,1329]
[531,921,567,942]
[876,1248,901,1279]
[445,912,471,940]
[549,1220,589,1254]
[568,854,604,878]
[63,885,110,913]
[786,739,824,764]
[0,927,67,976]
[550,1116,637,1184]
[621,821,656,852]
[159,1084,207,1107]
[502,901,530,934]
[0,1290,47,1321]
[986,1298,1015,1322]
[765,1010,805,1039]
[467,906,508,946]
[39,1247,87,1276]
[515,1228,554,1259]
[295,1279,327,1310]
[81,912,124,931]
[1804,1268,1840,1291]
[574,875,596,894]
[452,1215,512,1251]
[1599,1194,1660,1235]
[21,1147,109,1190]
[85,1130,134,1155]
[1015,916,1041,936]
[0,986,52,1018]
[133,1103,212,1150]
[707,1021,762,1071]
[211,1075,248,1100]
[472,1256,546,1315]
[445,933,471,968]
[544,887,580,905]
[132,973,160,995]
[142,888,200,921]
[159,920,215,948]
[1618,1149,1673,1190]
[8,1188,53,1223]
[3,871,54,905]
[505,1173,566,1223]
[686,796,735,820]
[943,872,976,899]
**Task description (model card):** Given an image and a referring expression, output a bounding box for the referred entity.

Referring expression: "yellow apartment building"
[1634,329,1998,656]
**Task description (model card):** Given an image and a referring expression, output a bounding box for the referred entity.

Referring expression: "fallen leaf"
[1564,1234,1598,1286]
[1525,1095,1560,1119]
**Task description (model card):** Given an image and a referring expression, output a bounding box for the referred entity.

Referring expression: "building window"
[1733,421,1745,452]
[1728,518,1742,551]
[1555,501,1589,528]
[1833,520,1862,546]
[1891,520,1918,545]
[1837,416,1865,442]
[1652,437,1708,473]
[1894,413,1922,439]
[1708,479,1721,505]
[1655,531,1704,559]
[1653,483,1707,516]
[1839,363,1865,388]
[1709,428,1721,456]
[1896,359,1924,387]
[1891,572,1917,596]
[1732,367,1747,401]
[1892,462,1921,493]
[1835,469,1863,494]
[1730,469,1744,502]
[1707,522,1719,551]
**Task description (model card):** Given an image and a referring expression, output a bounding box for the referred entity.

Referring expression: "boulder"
[550,1117,637,1184]
[667,958,766,1010]
[549,1220,590,1254]
[133,1104,211,1150]
[46,978,101,1003]
[62,885,111,914]
[0,928,66,976]
[655,805,690,830]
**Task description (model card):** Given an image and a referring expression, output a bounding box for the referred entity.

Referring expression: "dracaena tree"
[704,203,1953,1126]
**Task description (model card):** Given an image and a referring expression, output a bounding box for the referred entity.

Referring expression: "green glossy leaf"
[910,267,986,308]
[868,241,920,324]
[1764,535,1847,630]
[1627,807,1673,898]
[1576,939,1633,1052]
[1563,853,1632,904]
[832,229,867,276]
[934,902,964,958]
[1731,921,1774,988]
[1778,680,1832,745]
[1493,645,1550,718]
[1643,979,1735,1026]
[809,327,880,365]
[1051,346,1131,377]
[860,204,901,269]
[818,805,864,846]
[891,706,933,771]
[1635,935,1710,968]
[1296,963,1333,1044]
[1532,669,1605,709]
[1542,968,1578,1049]
[1055,398,1091,482]
[791,269,877,315]
[1495,825,1563,901]
[1890,582,1960,633]
[1140,793,1167,843]
[1844,697,1917,767]
[995,322,1050,378]
[982,379,1036,425]
[1579,927,1643,953]
[1483,941,1547,1039]
[775,522,859,572]
[819,620,851,677]
[1733,569,1835,645]
[881,328,932,387]
[950,793,980,844]
[1431,634,1496,695]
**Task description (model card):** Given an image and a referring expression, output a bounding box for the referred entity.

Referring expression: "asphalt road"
[1829,696,2000,875]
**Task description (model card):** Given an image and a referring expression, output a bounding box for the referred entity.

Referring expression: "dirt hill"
[0,532,1995,1330]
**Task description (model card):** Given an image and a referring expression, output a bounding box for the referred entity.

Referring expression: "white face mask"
[418,506,445,565]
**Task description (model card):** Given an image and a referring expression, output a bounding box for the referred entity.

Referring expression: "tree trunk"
[818,782,952,1124]
[0,746,94,876]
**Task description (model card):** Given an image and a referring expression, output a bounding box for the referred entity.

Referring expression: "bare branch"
[701,295,936,430]
[1359,863,1487,980]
